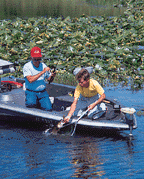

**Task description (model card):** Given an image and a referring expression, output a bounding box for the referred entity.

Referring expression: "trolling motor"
[121,107,136,136]
[113,102,136,136]
[104,99,136,136]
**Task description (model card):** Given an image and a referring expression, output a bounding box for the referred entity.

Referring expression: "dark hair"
[76,69,90,81]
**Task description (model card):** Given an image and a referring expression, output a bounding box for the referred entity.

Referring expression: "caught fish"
[57,115,65,129]
[43,116,65,135]
[57,120,64,129]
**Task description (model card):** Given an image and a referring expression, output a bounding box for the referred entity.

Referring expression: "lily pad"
[0,0,143,89]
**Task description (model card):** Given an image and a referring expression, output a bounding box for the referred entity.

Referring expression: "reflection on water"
[0,0,125,20]
[70,138,105,178]
[69,131,137,178]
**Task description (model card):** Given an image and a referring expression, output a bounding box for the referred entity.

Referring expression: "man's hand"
[51,71,56,77]
[43,67,51,73]
[48,71,56,83]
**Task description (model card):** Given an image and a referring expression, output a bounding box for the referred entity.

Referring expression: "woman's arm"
[64,97,78,123]
[88,93,106,110]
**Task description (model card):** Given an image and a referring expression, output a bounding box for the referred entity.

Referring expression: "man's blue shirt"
[23,61,51,91]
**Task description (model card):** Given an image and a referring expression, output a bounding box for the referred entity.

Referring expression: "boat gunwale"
[0,102,137,130]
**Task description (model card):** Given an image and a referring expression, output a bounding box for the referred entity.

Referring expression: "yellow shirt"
[74,79,104,99]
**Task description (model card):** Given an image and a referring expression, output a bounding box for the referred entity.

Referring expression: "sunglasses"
[33,58,42,62]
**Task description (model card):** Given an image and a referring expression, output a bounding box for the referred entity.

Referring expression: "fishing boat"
[0,59,137,135]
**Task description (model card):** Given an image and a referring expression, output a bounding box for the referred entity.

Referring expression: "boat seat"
[55,95,74,103]
[50,95,73,112]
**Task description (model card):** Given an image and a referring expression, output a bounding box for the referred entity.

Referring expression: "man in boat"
[23,46,56,110]
[63,67,106,123]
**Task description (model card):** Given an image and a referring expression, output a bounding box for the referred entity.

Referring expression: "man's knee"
[25,91,37,108]
[25,103,37,108]
[41,105,52,111]
[40,99,52,111]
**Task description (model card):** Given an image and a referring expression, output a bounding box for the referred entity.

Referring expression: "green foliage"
[0,0,143,89]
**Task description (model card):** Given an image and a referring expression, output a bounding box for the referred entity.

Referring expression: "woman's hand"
[63,97,78,123]
[88,102,96,111]
[63,116,71,123]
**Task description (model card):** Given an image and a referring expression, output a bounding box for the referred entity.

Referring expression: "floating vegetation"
[0,0,143,89]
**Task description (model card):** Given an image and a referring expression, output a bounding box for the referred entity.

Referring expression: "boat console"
[0,59,15,92]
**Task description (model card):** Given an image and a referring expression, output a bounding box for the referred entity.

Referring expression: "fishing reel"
[49,65,57,84]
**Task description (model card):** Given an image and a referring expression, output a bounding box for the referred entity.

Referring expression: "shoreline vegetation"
[0,0,143,89]
[0,0,126,20]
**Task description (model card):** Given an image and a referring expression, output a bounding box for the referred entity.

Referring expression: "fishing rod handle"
[49,67,56,84]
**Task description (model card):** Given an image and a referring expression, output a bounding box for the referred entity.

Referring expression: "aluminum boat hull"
[0,79,137,132]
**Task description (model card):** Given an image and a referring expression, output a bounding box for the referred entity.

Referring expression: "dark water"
[0,0,125,20]
[0,86,144,178]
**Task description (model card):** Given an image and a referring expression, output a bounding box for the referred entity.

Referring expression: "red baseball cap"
[31,47,42,58]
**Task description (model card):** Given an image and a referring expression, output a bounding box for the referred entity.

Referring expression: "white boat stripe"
[0,103,137,129]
